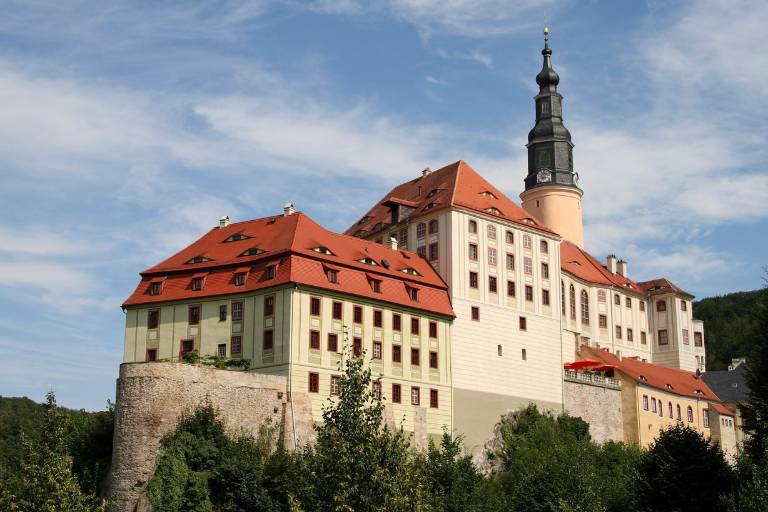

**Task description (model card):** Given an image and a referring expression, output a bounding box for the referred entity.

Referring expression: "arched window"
[687,406,694,423]
[580,290,590,325]
[468,220,477,233]
[561,280,566,315]
[668,402,673,418]
[569,284,576,320]
[676,404,681,421]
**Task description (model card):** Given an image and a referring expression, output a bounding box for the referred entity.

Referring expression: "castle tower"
[520,27,585,248]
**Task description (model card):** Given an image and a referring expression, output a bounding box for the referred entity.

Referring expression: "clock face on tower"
[536,169,552,184]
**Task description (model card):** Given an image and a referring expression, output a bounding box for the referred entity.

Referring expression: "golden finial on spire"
[544,26,550,42]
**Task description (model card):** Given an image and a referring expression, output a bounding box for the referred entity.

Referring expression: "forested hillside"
[694,288,768,371]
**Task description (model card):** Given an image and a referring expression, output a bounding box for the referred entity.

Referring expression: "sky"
[0,0,766,410]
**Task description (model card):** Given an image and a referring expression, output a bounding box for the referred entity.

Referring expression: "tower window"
[468,219,477,233]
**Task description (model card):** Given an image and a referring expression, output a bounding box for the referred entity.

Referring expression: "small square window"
[149,282,162,296]
[407,286,419,301]
[217,344,227,357]
[657,300,667,312]
[521,348,527,360]
[308,372,319,393]
[471,306,480,321]
[658,329,669,345]
[371,279,382,293]
[264,266,276,280]
[191,277,204,291]
[146,348,157,362]
[326,269,338,283]
[519,316,527,331]
[599,314,607,328]
[234,272,247,286]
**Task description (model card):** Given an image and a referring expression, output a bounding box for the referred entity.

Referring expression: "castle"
[111,30,740,510]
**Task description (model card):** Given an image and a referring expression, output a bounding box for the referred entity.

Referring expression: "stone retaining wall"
[563,379,623,444]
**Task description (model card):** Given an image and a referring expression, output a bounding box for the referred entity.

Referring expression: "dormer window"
[224,232,250,243]
[358,257,379,266]
[264,266,276,280]
[480,191,498,199]
[401,267,420,276]
[326,269,338,283]
[406,286,419,301]
[239,247,265,257]
[370,278,382,293]
[485,207,502,216]
[233,272,247,286]
[191,277,204,291]
[372,222,384,231]
[312,246,335,256]
[358,215,373,225]
[423,203,438,211]
[353,230,366,237]
[186,255,212,264]
[425,188,441,199]
[149,282,162,296]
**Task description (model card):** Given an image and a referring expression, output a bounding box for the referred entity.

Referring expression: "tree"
[635,423,734,512]
[740,284,768,465]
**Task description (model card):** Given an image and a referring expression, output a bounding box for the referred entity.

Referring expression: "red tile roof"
[124,212,454,317]
[560,241,644,293]
[636,278,694,298]
[344,160,556,238]
[711,402,735,417]
[583,346,720,401]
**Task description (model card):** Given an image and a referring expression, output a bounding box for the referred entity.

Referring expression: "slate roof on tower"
[344,160,556,239]
[124,211,454,317]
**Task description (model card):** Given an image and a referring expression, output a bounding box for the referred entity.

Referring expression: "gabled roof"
[701,364,750,403]
[344,160,556,238]
[560,241,643,294]
[124,212,454,317]
[637,278,694,299]
[583,346,720,401]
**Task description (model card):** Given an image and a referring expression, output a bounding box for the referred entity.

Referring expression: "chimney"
[389,236,398,250]
[422,167,432,177]
[219,215,230,228]
[607,254,617,274]
[617,260,628,278]
[283,203,295,216]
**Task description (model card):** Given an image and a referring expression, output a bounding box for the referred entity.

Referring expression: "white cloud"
[435,48,494,69]
[425,75,448,85]
[0,228,92,256]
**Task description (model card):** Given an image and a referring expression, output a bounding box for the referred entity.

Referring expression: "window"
[659,403,663,417]
[652,397,657,413]
[264,296,274,316]
[411,317,420,334]
[505,230,514,244]
[643,395,649,410]
[308,372,319,393]
[519,316,527,331]
[332,301,342,320]
[188,306,200,325]
[469,243,478,261]
[234,272,247,286]
[310,297,321,316]
[677,404,682,420]
[599,315,607,328]
[407,286,419,302]
[616,326,622,339]
[469,220,478,233]
[353,337,362,357]
[191,277,204,291]
[417,246,426,258]
[231,335,242,355]
[580,290,590,325]
[218,305,227,322]
[570,285,576,320]
[540,240,548,253]
[668,402,673,418]
[681,300,687,311]
[641,331,647,344]
[561,281,566,315]
[524,257,533,275]
[525,285,533,302]
[309,330,320,350]
[393,344,402,363]
[487,225,496,239]
[506,253,515,270]
[428,243,439,261]
[372,341,382,359]
[521,348,527,360]
[328,333,339,352]
[146,349,157,362]
[330,375,341,395]
[149,282,162,296]
[179,339,194,359]
[429,321,438,338]
[372,381,382,401]
[264,265,276,280]
[353,305,363,323]
[598,290,606,303]
[682,329,690,345]
[640,300,646,312]
[614,294,621,306]
[148,309,160,329]
[428,219,439,234]
[393,313,402,331]
[411,387,420,406]
[507,280,516,297]
[263,330,274,350]
[541,262,549,279]
[411,348,420,366]
[489,276,498,293]
[627,328,634,342]
[371,279,382,293]
[469,271,478,289]
[523,234,532,249]
[471,306,480,321]
[658,329,669,345]
[429,351,438,369]
[218,344,227,357]
[703,409,710,427]
[687,406,694,423]
[657,300,667,312]
[326,269,338,283]
[392,383,401,403]
[624,297,630,308]
[374,310,383,328]
[694,332,703,347]
[488,247,497,266]
[232,301,243,321]
[430,389,439,408]
[417,222,426,238]
[542,289,550,305]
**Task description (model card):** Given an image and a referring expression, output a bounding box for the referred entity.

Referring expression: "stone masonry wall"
[563,379,624,444]
[108,363,314,512]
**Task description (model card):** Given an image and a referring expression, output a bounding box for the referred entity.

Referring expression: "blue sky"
[0,0,766,410]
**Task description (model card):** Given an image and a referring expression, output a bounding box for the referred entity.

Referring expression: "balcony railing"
[564,369,621,389]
